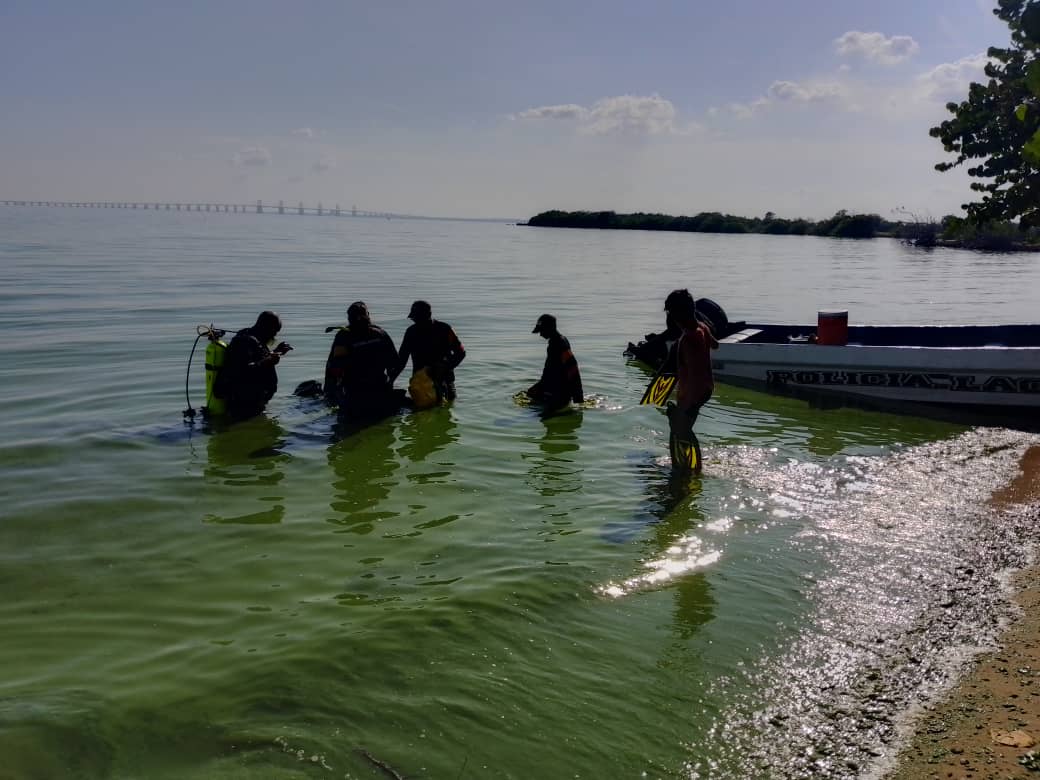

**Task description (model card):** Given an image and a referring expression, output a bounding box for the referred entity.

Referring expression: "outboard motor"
[695,298,729,338]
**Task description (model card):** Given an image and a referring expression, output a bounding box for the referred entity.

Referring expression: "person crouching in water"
[527,313,584,412]
[324,301,400,419]
[390,300,466,405]
[664,289,718,471]
[218,310,292,421]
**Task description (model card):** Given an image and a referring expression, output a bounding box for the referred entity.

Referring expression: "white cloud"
[312,156,336,173]
[724,100,759,119]
[231,146,271,167]
[835,31,920,65]
[767,80,844,103]
[715,49,992,126]
[722,80,846,118]
[582,94,681,135]
[916,52,990,101]
[291,127,315,139]
[516,104,588,121]
[513,94,698,135]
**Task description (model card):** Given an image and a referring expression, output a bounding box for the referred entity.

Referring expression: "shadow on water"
[394,405,458,463]
[642,469,718,640]
[523,408,584,497]
[626,359,973,456]
[712,382,966,456]
[326,417,399,535]
[602,457,717,639]
[203,416,289,525]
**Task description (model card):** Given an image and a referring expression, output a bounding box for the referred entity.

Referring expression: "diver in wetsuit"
[390,300,466,402]
[217,310,292,421]
[528,313,584,411]
[324,301,400,419]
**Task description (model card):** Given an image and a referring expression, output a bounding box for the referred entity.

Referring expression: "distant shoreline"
[525,208,884,239]
[524,209,1040,251]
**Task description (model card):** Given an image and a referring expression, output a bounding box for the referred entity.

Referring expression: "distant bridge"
[0,199,412,219]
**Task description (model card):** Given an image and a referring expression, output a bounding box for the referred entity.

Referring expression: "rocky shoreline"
[887,446,1040,780]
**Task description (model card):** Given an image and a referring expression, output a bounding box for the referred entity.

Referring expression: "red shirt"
[676,322,718,409]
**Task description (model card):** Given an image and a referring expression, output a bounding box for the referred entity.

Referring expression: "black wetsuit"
[219,327,278,421]
[530,333,583,410]
[398,319,466,400]
[325,324,399,417]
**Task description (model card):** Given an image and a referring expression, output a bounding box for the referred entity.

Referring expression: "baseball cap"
[532,313,556,333]
[408,300,432,319]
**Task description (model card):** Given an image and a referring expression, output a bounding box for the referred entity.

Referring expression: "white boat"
[626,303,1040,423]
[715,322,1040,415]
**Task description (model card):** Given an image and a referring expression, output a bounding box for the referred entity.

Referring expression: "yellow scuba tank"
[408,367,438,409]
[204,335,228,415]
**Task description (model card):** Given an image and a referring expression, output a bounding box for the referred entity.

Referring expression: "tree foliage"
[526,210,885,238]
[930,0,1040,227]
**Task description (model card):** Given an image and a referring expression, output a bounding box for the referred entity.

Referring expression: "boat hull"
[714,327,1040,416]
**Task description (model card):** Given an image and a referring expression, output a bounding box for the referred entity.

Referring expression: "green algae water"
[2,206,1040,779]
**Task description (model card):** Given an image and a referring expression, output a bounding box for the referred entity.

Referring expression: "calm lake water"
[2,206,1039,779]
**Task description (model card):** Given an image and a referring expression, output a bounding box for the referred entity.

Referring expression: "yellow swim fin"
[669,432,702,475]
[640,373,676,406]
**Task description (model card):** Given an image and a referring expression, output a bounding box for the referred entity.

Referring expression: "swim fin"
[666,401,702,475]
[640,373,676,406]
[639,343,678,406]
[669,431,702,474]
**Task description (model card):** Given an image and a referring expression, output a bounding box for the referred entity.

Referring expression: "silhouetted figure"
[324,301,400,420]
[217,310,292,421]
[390,300,466,404]
[663,289,718,470]
[528,314,584,411]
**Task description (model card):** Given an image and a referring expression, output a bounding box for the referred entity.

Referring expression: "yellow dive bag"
[408,368,438,410]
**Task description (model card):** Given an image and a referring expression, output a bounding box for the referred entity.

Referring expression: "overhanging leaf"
[1027,60,1040,96]
[1025,128,1040,164]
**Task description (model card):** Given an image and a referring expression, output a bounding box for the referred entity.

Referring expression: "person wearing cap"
[664,288,718,446]
[390,300,466,403]
[216,310,292,421]
[323,301,400,418]
[527,314,584,410]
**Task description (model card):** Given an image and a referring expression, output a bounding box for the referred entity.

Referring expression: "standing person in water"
[217,310,292,421]
[527,313,584,411]
[663,289,718,472]
[390,300,466,404]
[324,301,399,419]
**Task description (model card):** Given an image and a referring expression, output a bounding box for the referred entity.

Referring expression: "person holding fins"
[324,301,400,419]
[215,310,292,421]
[527,313,584,412]
[390,300,466,407]
[663,289,718,474]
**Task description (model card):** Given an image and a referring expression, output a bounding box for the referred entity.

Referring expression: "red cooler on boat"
[817,310,848,346]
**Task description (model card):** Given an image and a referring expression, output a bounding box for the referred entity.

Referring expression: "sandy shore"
[888,446,1040,780]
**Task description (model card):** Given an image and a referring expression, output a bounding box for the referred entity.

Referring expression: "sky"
[0,0,1012,220]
